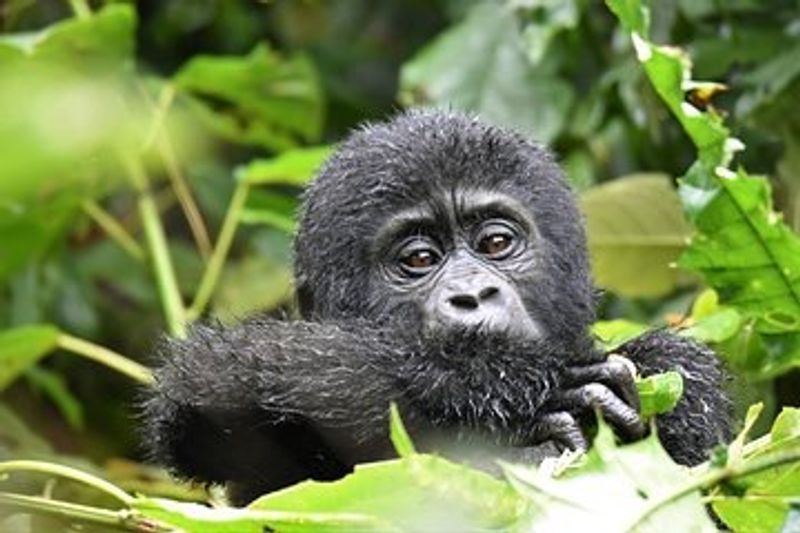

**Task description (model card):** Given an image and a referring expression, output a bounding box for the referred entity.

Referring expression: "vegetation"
[0,0,798,531]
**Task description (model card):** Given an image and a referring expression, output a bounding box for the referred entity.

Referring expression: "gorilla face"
[295,110,595,349]
[371,188,542,340]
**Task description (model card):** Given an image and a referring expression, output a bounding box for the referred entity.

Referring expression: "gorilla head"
[295,110,594,350]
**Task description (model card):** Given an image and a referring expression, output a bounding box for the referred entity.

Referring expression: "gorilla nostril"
[478,286,499,301]
[449,294,479,310]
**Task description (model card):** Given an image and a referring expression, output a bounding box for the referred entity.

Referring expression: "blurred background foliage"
[0,0,798,506]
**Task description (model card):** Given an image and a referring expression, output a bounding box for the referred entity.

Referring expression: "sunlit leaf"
[0,4,135,72]
[249,454,523,532]
[637,372,683,418]
[503,422,715,532]
[592,320,649,352]
[238,146,332,186]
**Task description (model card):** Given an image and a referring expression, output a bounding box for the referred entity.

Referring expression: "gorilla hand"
[531,356,646,451]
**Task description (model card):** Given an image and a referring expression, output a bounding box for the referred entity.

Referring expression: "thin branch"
[57,333,154,385]
[0,461,133,505]
[625,450,800,531]
[122,153,187,338]
[144,84,213,261]
[81,200,145,262]
[0,493,167,533]
[187,180,250,321]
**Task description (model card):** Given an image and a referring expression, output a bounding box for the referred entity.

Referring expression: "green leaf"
[680,308,743,344]
[174,44,324,150]
[606,0,649,35]
[389,404,416,458]
[503,422,715,532]
[0,325,59,390]
[713,406,800,532]
[0,4,135,72]
[592,320,649,352]
[133,497,384,533]
[581,174,691,298]
[679,164,800,335]
[770,407,800,447]
[250,457,523,532]
[636,371,684,418]
[239,189,297,234]
[519,0,578,64]
[399,2,574,143]
[237,146,332,186]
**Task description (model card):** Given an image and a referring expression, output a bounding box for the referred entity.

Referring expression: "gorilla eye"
[475,222,519,259]
[397,241,441,276]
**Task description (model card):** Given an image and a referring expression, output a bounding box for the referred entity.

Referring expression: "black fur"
[140,110,732,505]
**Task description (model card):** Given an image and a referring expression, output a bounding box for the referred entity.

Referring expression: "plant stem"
[123,154,187,338]
[187,180,250,321]
[144,83,213,261]
[0,461,133,504]
[67,0,91,19]
[57,334,154,385]
[81,200,145,262]
[625,450,800,531]
[0,493,168,532]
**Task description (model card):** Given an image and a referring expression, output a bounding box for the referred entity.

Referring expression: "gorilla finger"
[530,412,588,452]
[558,383,646,441]
[563,359,640,413]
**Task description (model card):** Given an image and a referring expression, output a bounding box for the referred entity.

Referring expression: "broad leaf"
[504,423,715,532]
[581,174,691,298]
[175,44,323,150]
[0,325,59,390]
[0,4,135,72]
[399,1,573,143]
[238,146,332,186]
[250,457,524,532]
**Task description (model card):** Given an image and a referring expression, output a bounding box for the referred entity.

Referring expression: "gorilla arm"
[140,317,403,503]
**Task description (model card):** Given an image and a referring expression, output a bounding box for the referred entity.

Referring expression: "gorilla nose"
[447,287,500,311]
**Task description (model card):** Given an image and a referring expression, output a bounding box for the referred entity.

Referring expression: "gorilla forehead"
[299,110,571,236]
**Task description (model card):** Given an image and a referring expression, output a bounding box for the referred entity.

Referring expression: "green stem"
[187,180,250,321]
[0,461,132,505]
[143,83,213,261]
[123,154,187,338]
[67,0,91,19]
[81,200,145,262]
[0,493,167,532]
[625,450,800,531]
[57,334,154,385]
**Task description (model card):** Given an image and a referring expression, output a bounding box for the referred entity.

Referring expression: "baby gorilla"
[141,110,732,505]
